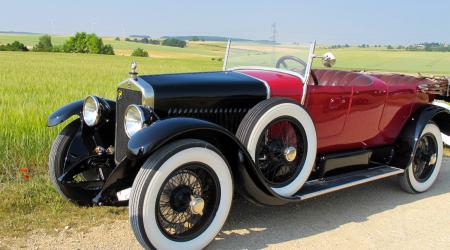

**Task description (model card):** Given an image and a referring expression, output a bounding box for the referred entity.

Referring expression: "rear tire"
[129,139,233,250]
[399,123,443,193]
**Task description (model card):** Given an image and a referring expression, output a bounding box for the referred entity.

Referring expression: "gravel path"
[3,159,450,250]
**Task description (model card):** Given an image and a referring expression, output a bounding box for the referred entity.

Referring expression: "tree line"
[118,36,187,48]
[328,43,450,52]
[0,32,114,55]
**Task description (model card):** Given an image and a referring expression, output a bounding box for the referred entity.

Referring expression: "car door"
[306,84,352,151]
[339,79,387,146]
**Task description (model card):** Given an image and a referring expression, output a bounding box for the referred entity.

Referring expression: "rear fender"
[393,104,450,168]
[127,117,291,205]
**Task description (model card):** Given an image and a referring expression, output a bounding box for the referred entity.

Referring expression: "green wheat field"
[1,33,450,237]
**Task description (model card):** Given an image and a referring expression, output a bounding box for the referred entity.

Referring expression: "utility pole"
[50,19,55,35]
[270,22,277,63]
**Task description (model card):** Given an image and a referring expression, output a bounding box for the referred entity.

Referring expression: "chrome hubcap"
[189,196,205,215]
[429,153,437,165]
[284,146,297,162]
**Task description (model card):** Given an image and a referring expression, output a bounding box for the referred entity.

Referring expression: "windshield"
[223,40,316,80]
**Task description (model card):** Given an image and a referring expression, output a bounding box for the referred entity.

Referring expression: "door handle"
[329,96,346,109]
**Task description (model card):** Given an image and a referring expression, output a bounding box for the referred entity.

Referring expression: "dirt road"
[3,160,450,250]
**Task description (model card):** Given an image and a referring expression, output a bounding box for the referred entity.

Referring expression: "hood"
[138,71,268,116]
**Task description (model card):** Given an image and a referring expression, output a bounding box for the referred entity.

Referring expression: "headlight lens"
[83,96,101,127]
[124,105,145,138]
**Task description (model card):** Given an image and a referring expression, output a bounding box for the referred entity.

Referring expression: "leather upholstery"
[310,69,432,87]
[311,69,374,86]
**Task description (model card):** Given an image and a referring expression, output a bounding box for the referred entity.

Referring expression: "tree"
[101,44,115,55]
[86,34,104,54]
[33,35,53,52]
[115,37,120,41]
[191,36,200,41]
[125,37,131,41]
[162,38,187,48]
[131,48,148,57]
[387,45,394,50]
[0,41,29,51]
[62,32,114,55]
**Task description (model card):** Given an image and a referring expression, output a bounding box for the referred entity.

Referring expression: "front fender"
[127,117,291,205]
[47,100,84,127]
[47,98,115,127]
[394,104,450,168]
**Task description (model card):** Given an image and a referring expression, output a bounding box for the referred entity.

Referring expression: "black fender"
[47,100,84,127]
[47,98,115,127]
[127,117,293,206]
[393,104,450,168]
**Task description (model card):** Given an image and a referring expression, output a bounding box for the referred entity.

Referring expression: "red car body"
[239,69,432,153]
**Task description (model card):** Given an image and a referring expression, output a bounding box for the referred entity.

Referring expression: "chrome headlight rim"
[124,104,146,138]
[83,96,101,127]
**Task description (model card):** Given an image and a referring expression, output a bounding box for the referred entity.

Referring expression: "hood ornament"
[129,61,138,79]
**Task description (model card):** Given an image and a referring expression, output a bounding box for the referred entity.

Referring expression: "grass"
[0,50,221,237]
[1,34,450,237]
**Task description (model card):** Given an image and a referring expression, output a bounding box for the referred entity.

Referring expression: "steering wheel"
[276,56,318,85]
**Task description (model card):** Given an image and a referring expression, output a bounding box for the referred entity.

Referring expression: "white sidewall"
[432,100,450,146]
[246,103,317,197]
[141,147,233,250]
[407,123,443,192]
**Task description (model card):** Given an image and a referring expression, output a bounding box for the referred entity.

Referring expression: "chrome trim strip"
[298,168,404,200]
[223,39,231,71]
[233,71,271,99]
[118,77,154,108]
[229,66,306,83]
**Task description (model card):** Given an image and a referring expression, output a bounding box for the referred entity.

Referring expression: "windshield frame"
[223,40,316,105]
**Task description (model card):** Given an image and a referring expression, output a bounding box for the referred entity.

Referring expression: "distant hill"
[161,35,273,43]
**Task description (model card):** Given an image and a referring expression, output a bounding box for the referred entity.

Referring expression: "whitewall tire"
[129,139,233,250]
[400,123,443,193]
[237,98,317,197]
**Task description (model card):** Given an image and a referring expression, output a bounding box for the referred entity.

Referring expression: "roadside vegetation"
[1,33,450,237]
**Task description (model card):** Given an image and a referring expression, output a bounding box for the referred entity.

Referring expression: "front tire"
[48,119,102,206]
[129,139,233,250]
[236,98,317,197]
[400,123,443,193]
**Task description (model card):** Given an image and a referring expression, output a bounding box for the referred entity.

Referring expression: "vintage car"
[47,41,450,249]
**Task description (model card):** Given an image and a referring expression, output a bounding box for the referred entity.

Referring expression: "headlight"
[124,105,146,138]
[83,96,101,127]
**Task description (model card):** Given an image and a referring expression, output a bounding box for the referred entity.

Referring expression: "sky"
[1,0,449,45]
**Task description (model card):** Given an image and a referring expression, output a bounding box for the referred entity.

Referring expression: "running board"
[295,166,404,200]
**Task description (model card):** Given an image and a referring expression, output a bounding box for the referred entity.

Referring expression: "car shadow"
[209,163,450,249]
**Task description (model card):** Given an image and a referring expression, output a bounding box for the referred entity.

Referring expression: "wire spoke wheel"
[412,133,438,182]
[255,117,307,187]
[156,163,220,241]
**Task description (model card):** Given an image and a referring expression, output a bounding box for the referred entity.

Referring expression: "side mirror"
[322,52,336,67]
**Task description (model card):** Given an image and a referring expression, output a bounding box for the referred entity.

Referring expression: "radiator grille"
[167,107,249,133]
[115,88,142,162]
